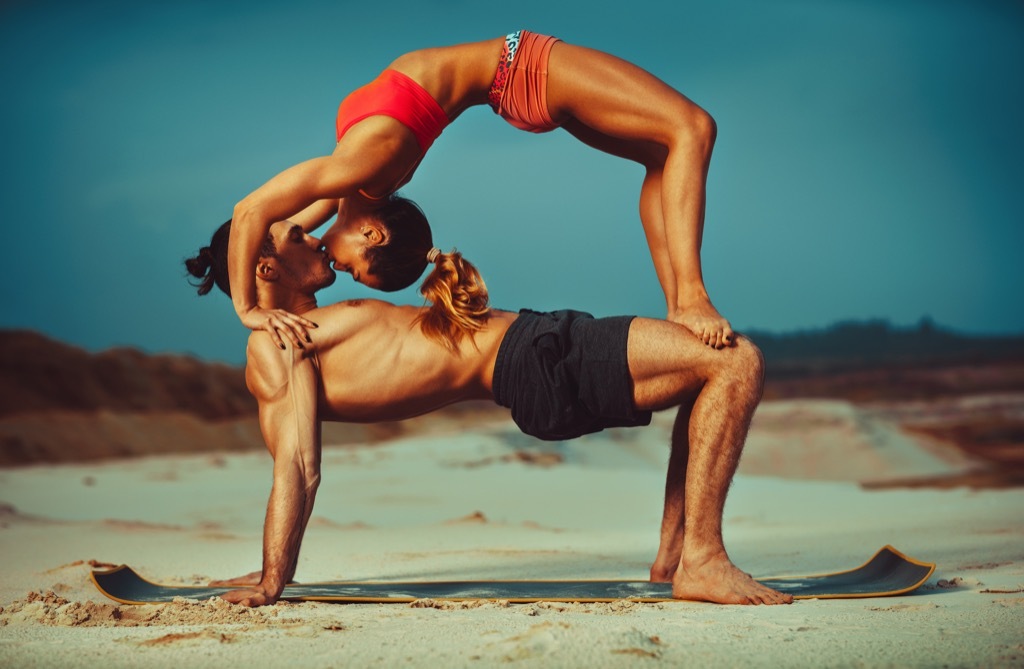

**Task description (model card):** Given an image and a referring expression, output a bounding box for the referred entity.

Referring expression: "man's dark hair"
[185,219,276,297]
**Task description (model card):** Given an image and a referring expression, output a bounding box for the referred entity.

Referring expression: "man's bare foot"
[671,300,734,349]
[673,554,793,605]
[650,555,680,582]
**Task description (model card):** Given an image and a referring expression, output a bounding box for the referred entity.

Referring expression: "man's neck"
[259,288,318,316]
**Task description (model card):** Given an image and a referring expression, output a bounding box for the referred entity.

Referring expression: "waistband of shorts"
[488,30,521,111]
[491,309,533,409]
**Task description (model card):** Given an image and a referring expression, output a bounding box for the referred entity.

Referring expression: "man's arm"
[221,334,322,607]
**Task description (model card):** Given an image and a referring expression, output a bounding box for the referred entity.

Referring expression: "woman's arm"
[289,198,341,234]
[227,154,364,347]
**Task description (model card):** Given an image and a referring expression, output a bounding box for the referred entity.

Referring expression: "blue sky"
[1,0,1021,364]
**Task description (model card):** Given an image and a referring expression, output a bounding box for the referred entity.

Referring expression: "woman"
[228,30,731,351]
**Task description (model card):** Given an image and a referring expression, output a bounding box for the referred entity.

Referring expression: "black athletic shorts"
[492,309,652,441]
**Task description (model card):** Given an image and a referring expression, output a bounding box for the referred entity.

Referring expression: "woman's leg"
[547,43,734,348]
[561,120,678,313]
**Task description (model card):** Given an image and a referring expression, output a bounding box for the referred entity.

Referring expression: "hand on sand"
[220,586,276,608]
[208,571,263,587]
[240,306,318,351]
[672,301,735,350]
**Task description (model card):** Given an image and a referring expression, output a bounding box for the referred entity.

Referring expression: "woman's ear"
[360,223,388,247]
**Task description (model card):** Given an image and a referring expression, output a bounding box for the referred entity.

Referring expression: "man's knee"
[720,337,765,393]
[736,336,765,377]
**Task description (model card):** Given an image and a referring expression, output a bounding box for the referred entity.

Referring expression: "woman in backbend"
[227,30,730,351]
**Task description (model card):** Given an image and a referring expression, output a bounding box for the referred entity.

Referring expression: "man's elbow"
[293,459,321,498]
[304,469,321,495]
[273,458,321,490]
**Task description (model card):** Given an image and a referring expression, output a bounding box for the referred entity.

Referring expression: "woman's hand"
[239,307,318,350]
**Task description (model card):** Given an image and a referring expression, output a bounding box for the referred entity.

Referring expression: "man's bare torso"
[247,299,517,424]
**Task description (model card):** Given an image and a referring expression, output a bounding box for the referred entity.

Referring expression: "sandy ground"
[1,400,1022,668]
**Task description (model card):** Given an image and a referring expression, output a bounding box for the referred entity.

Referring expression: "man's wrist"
[257,579,285,600]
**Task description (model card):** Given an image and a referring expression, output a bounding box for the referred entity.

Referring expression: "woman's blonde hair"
[416,249,490,351]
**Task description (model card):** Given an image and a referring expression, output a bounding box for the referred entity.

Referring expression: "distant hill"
[747,319,1024,402]
[748,318,1024,372]
[0,330,254,420]
[0,330,504,466]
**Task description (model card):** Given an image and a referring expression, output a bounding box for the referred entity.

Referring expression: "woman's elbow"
[232,196,265,225]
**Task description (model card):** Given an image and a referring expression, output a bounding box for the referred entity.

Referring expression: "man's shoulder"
[244,299,393,389]
[245,331,287,366]
[304,298,407,336]
[244,331,317,400]
[312,298,392,317]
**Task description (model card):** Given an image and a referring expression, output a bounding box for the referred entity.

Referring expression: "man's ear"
[256,260,278,282]
[360,223,388,247]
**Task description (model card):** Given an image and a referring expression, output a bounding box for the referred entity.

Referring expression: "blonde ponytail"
[416,249,490,351]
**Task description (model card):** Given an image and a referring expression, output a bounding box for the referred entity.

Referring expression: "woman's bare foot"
[673,553,793,605]
[672,300,735,349]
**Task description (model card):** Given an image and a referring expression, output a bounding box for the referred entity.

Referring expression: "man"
[189,220,791,606]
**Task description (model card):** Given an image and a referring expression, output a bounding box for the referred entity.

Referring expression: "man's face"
[267,221,337,293]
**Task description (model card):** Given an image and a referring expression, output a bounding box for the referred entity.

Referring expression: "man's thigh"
[627,317,731,411]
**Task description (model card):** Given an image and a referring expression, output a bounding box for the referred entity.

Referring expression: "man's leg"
[628,318,792,605]
[649,401,692,582]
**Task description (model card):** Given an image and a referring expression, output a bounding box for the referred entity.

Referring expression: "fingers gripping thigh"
[627,318,713,411]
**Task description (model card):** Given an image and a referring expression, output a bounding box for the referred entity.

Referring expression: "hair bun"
[184,246,213,278]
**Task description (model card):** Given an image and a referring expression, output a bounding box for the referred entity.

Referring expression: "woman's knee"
[672,106,716,158]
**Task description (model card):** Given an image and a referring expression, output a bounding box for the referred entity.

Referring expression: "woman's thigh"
[547,42,703,146]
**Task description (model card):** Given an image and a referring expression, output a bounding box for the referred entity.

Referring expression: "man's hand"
[208,571,263,587]
[240,306,318,350]
[220,586,277,608]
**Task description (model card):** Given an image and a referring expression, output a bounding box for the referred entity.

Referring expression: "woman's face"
[320,214,384,290]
